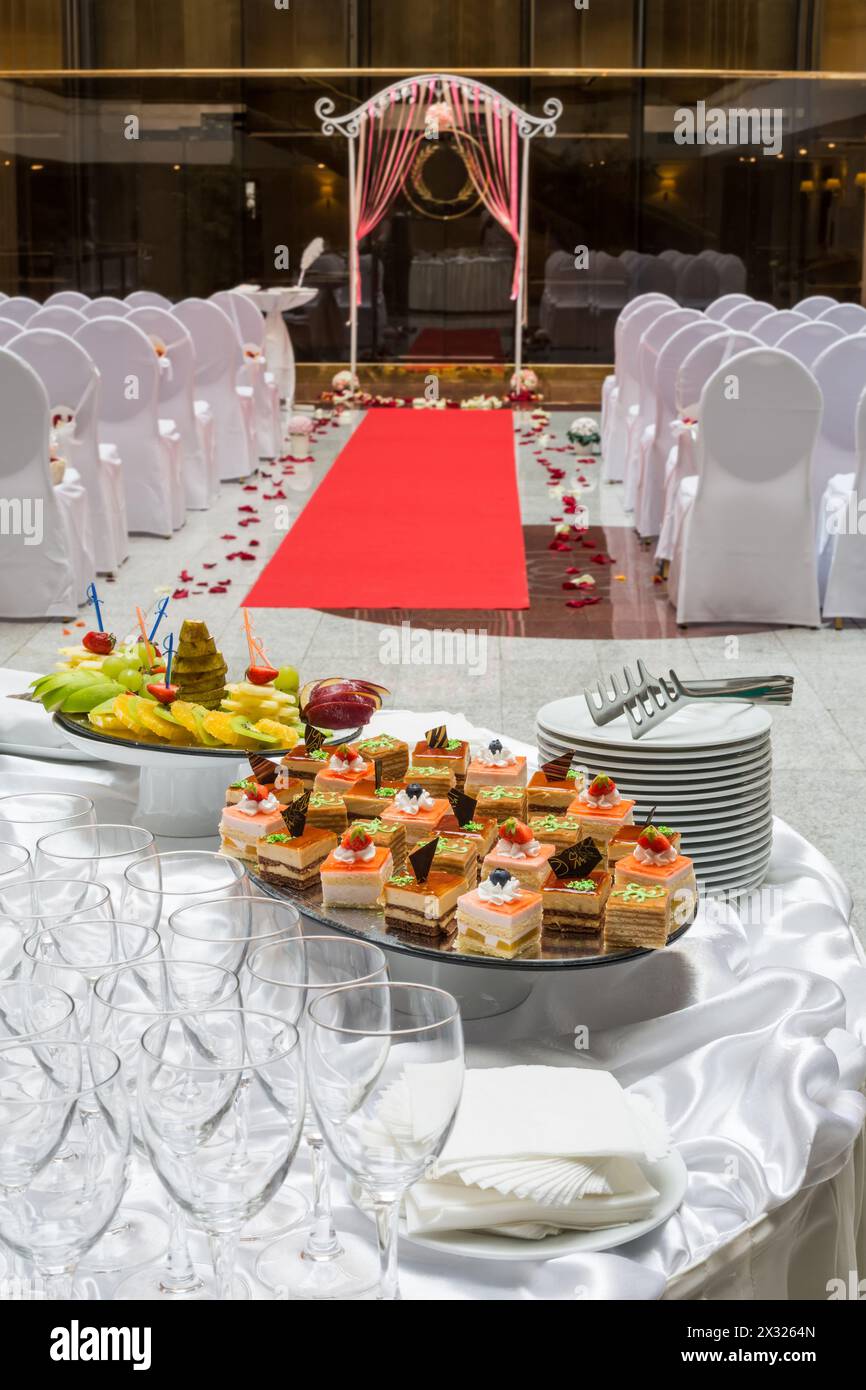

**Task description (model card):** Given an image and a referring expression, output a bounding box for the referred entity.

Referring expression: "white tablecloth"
[409,254,514,313]
[1,702,865,1300]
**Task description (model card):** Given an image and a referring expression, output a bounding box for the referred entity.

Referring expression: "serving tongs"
[585,661,794,740]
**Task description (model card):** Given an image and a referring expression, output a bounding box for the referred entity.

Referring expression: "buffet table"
[1,699,864,1301]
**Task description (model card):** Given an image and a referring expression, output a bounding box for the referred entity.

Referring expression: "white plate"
[555,758,774,790]
[390,1152,688,1262]
[536,735,772,770]
[539,697,773,751]
[610,772,772,801]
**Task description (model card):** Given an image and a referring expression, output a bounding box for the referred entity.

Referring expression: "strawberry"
[246,664,279,686]
[589,774,616,799]
[499,817,533,845]
[334,743,359,765]
[637,826,671,854]
[82,630,116,656]
[342,826,371,852]
[146,683,178,705]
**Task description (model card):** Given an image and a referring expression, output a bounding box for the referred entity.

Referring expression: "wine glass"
[34,825,157,914]
[166,897,308,1243]
[0,792,95,856]
[307,983,464,1301]
[0,1040,131,1300]
[22,918,165,1276]
[246,935,388,1300]
[123,851,247,941]
[92,958,244,1301]
[0,843,32,979]
[0,979,79,1044]
[138,1009,305,1301]
[0,878,112,981]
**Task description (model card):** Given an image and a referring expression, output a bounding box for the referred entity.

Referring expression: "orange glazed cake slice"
[412,736,470,783]
[342,779,399,819]
[465,739,528,797]
[313,743,374,795]
[604,883,669,951]
[542,868,612,934]
[349,817,407,870]
[219,789,285,864]
[320,826,394,908]
[280,744,329,789]
[383,870,464,939]
[609,823,682,865]
[456,869,543,960]
[481,818,555,890]
[569,773,635,853]
[379,783,450,845]
[256,827,338,891]
[614,826,697,929]
[527,766,586,813]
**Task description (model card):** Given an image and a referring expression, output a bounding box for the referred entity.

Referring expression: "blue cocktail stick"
[164,633,175,687]
[149,596,169,642]
[85,583,104,632]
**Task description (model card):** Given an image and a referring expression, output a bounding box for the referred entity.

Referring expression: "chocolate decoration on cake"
[409,836,438,885]
[550,836,603,880]
[448,788,477,827]
[541,751,574,783]
[281,790,311,839]
[641,804,658,827]
[249,753,278,786]
[425,724,448,749]
[303,725,326,754]
[374,757,383,790]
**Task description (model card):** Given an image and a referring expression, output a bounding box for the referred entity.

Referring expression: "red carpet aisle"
[244,410,528,610]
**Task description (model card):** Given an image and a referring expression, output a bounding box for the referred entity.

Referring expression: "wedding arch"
[315,75,562,380]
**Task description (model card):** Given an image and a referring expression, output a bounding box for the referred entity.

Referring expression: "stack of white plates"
[536,697,773,896]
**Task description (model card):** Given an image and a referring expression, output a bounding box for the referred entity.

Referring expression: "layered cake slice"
[306,789,349,834]
[527,765,586,814]
[609,823,682,866]
[481,818,555,891]
[320,826,394,908]
[313,743,373,795]
[380,783,450,845]
[604,883,670,951]
[342,779,398,819]
[400,764,456,799]
[614,827,697,929]
[542,868,612,934]
[411,735,470,786]
[455,817,499,857]
[383,870,464,940]
[528,812,583,852]
[256,827,338,892]
[280,743,329,790]
[569,774,635,856]
[475,784,528,822]
[219,787,286,864]
[350,818,407,871]
[355,732,409,784]
[226,774,303,809]
[465,740,528,797]
[418,834,479,888]
[456,870,543,960]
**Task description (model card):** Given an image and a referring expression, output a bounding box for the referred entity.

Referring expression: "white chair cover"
[27,306,87,334]
[774,319,845,369]
[629,256,676,298]
[0,318,23,345]
[676,256,719,309]
[0,297,40,326]
[126,291,172,310]
[793,295,838,319]
[173,298,258,482]
[810,334,866,513]
[719,300,774,332]
[601,294,673,450]
[750,310,809,346]
[634,318,723,540]
[8,327,129,576]
[75,316,185,537]
[603,299,679,483]
[624,308,702,513]
[0,348,88,618]
[715,255,747,296]
[44,291,89,310]
[705,293,751,322]
[817,303,866,334]
[81,296,129,320]
[818,389,866,620]
[669,348,822,626]
[126,305,215,511]
[210,290,281,459]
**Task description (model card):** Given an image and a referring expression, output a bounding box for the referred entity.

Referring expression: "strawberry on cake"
[570,774,635,857]
[219,785,286,864]
[456,869,543,960]
[320,825,394,908]
[614,826,697,929]
[313,743,372,795]
[481,817,555,890]
[465,739,528,797]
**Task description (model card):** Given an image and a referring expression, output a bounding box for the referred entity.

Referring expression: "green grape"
[101,656,125,680]
[118,669,142,692]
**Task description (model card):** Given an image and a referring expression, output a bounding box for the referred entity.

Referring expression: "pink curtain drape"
[448,82,522,301]
[353,83,432,304]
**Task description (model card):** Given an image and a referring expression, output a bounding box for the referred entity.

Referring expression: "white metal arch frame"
[316,74,562,381]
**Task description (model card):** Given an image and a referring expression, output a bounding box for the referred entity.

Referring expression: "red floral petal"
[171,589,189,600]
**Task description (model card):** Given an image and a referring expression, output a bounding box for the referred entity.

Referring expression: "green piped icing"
[354,819,383,833]
[388,874,414,888]
[463,820,484,832]
[564,879,597,893]
[358,735,399,752]
[479,787,518,801]
[612,883,666,903]
[264,833,290,844]
[375,787,397,798]
[407,766,440,777]
[532,813,580,831]
[309,749,327,761]
[230,778,256,791]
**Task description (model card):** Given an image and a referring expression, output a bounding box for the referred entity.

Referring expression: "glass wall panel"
[644,0,801,70]
[367,0,523,68]
[532,0,635,68]
[817,0,866,73]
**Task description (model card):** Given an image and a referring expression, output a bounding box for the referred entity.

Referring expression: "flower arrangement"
[567,416,601,453]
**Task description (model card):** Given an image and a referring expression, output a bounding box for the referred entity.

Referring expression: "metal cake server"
[585,663,794,739]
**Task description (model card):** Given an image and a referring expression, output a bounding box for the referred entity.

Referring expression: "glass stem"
[161,1200,202,1293]
[304,1135,341,1259]
[373,1198,402,1301]
[208,1231,239,1302]
[41,1268,74,1301]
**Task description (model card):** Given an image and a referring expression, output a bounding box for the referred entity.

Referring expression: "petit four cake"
[219,786,286,864]
[349,817,407,871]
[481,818,555,891]
[280,743,329,790]
[528,812,584,852]
[226,774,303,809]
[256,826,338,892]
[306,789,349,834]
[400,764,456,799]
[604,883,670,952]
[320,826,394,909]
[341,779,397,819]
[454,817,499,857]
[418,834,479,888]
[527,760,586,813]
[380,782,450,845]
[541,868,612,934]
[465,739,528,797]
[412,732,470,784]
[355,733,409,784]
[383,870,464,939]
[613,827,697,928]
[475,784,528,821]
[608,823,682,865]
[456,869,543,960]
[313,743,372,795]
[570,774,635,853]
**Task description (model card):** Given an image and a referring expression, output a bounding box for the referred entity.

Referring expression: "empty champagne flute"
[138,1009,305,1301]
[92,958,244,1301]
[307,983,464,1301]
[123,851,248,941]
[0,792,95,856]
[0,979,79,1044]
[246,935,388,1300]
[0,877,112,981]
[22,918,165,1275]
[0,1040,131,1300]
[167,897,308,1242]
[0,843,32,978]
[34,824,157,914]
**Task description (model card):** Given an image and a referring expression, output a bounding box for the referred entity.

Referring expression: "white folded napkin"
[0,670,72,753]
